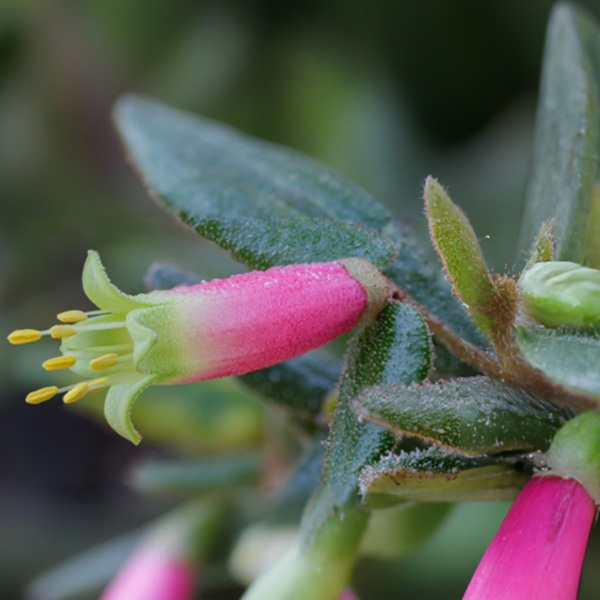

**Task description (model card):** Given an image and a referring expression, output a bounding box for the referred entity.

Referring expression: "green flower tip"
[544,411,600,504]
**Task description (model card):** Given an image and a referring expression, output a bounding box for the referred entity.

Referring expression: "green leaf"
[516,325,600,403]
[113,95,392,228]
[193,216,398,270]
[583,183,600,268]
[524,220,557,269]
[129,454,261,495]
[239,349,341,417]
[356,376,573,456]
[360,448,530,508]
[324,302,432,507]
[424,177,495,337]
[383,221,487,350]
[519,4,600,263]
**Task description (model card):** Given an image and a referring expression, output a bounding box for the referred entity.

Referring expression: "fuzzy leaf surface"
[323,302,432,507]
[114,95,400,267]
[193,216,397,270]
[357,376,573,456]
[424,177,495,337]
[516,325,600,403]
[519,4,600,263]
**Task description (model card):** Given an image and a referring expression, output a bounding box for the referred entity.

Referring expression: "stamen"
[88,377,109,392]
[7,329,42,345]
[26,386,59,405]
[63,382,89,404]
[75,321,126,332]
[57,310,88,323]
[89,353,119,371]
[49,325,77,339]
[42,356,77,371]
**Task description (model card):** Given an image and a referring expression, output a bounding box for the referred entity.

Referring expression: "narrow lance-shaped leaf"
[323,302,432,507]
[360,448,531,508]
[114,95,392,227]
[516,326,600,404]
[523,220,557,269]
[356,376,573,456]
[113,95,399,268]
[518,4,600,264]
[424,177,496,338]
[383,220,487,351]
[192,216,398,270]
[583,183,600,268]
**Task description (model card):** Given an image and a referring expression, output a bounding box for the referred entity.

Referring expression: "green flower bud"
[518,261,600,328]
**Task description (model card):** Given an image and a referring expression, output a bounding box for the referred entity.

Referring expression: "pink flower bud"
[9,251,389,442]
[338,588,360,600]
[100,550,195,600]
[463,475,595,600]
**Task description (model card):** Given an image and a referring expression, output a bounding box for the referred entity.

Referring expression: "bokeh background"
[2,0,600,598]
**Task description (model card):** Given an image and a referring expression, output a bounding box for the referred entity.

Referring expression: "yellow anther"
[88,377,109,392]
[26,386,59,405]
[57,310,88,323]
[49,325,77,339]
[42,356,77,371]
[89,353,119,371]
[63,382,88,404]
[7,329,42,345]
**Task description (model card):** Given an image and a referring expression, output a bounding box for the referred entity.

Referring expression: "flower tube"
[463,412,600,600]
[101,500,223,600]
[8,250,389,443]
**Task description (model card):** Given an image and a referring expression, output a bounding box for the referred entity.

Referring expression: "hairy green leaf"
[324,302,432,507]
[516,325,600,403]
[383,221,487,350]
[193,217,398,270]
[424,177,495,337]
[114,95,392,227]
[357,376,573,456]
[519,4,600,263]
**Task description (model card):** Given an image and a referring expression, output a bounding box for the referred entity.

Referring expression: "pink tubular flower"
[101,550,195,600]
[338,588,360,600]
[8,250,389,442]
[463,475,595,600]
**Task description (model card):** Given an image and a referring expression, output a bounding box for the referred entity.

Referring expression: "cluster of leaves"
[27,4,600,599]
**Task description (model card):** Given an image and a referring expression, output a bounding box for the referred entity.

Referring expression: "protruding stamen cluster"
[8,308,134,406]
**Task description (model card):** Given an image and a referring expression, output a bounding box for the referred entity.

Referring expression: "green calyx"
[62,251,190,444]
[544,411,600,504]
[519,260,600,328]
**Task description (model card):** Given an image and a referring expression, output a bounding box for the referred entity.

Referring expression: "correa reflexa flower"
[101,549,195,600]
[8,250,389,443]
[101,500,221,600]
[463,411,600,600]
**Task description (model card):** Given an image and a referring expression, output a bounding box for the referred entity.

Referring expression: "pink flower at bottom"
[463,475,595,600]
[338,588,360,600]
[100,550,195,600]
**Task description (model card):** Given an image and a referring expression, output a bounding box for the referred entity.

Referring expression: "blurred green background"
[2,0,600,598]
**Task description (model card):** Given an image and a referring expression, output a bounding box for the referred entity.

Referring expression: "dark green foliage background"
[3,1,600,599]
